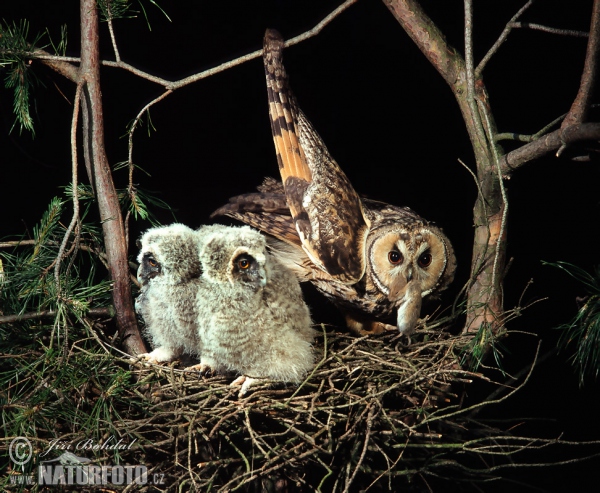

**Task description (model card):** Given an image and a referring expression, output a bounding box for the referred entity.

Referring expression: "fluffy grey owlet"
[135,223,203,363]
[195,224,315,396]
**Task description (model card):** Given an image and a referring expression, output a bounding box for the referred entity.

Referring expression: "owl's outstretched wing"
[263,29,370,284]
[210,184,302,247]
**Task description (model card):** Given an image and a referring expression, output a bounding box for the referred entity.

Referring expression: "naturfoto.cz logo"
[8,436,165,487]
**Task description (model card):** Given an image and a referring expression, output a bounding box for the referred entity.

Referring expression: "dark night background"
[2,1,599,491]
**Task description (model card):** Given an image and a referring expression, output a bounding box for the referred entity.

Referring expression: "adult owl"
[212,29,456,338]
[195,224,315,396]
[135,223,203,363]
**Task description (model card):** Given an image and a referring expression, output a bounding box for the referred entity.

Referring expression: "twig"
[106,3,122,63]
[464,0,489,154]
[126,89,174,203]
[54,80,84,295]
[470,346,557,418]
[166,0,360,91]
[33,0,359,93]
[476,1,535,78]
[342,403,377,493]
[423,341,541,425]
[509,22,589,38]
[480,103,508,302]
[495,113,565,143]
[0,239,35,248]
[0,307,115,324]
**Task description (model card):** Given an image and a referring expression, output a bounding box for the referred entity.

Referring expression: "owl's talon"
[187,363,212,376]
[230,375,260,397]
[345,315,395,336]
[134,347,177,365]
[130,353,158,366]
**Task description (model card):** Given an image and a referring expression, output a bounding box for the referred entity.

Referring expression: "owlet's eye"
[418,251,432,268]
[388,250,403,265]
[144,253,159,269]
[238,257,251,270]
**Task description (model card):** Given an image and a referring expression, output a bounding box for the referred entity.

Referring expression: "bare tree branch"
[167,0,360,90]
[34,0,360,92]
[0,239,36,249]
[509,22,589,38]
[79,0,146,355]
[561,0,600,128]
[54,81,84,294]
[381,0,465,88]
[105,2,122,63]
[476,1,535,78]
[500,122,600,173]
[0,307,114,325]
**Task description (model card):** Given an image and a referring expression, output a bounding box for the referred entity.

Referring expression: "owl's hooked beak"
[388,267,412,302]
[242,264,267,290]
[256,266,268,288]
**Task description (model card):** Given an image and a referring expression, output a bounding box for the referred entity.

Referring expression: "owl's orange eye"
[238,258,251,270]
[388,250,403,265]
[418,252,432,268]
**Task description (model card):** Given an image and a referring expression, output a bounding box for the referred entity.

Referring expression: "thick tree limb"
[500,122,600,173]
[79,0,146,355]
[383,0,505,336]
[381,0,464,88]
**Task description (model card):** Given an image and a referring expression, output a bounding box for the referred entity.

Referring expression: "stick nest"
[5,321,558,493]
[118,327,484,492]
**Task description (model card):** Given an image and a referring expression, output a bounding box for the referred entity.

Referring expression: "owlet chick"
[195,224,315,395]
[135,223,203,363]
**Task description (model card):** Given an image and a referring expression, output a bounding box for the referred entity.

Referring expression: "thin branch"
[127,90,173,178]
[106,2,122,63]
[495,113,565,143]
[463,0,487,152]
[561,0,600,128]
[476,1,535,78]
[164,0,360,91]
[0,307,115,324]
[480,104,508,304]
[0,239,36,248]
[423,341,541,425]
[33,0,360,92]
[54,81,84,295]
[509,22,589,38]
[342,403,376,493]
[470,346,558,418]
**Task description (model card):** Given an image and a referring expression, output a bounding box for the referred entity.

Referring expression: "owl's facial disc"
[138,252,161,283]
[232,252,267,289]
[369,227,449,301]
